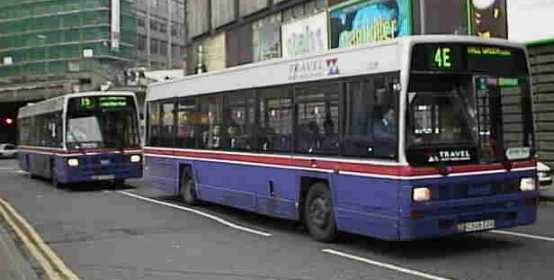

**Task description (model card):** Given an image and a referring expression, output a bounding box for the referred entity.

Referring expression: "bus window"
[176,97,197,149]
[258,86,293,153]
[160,100,176,147]
[343,75,398,159]
[198,95,223,150]
[294,83,340,155]
[147,101,161,146]
[223,91,256,151]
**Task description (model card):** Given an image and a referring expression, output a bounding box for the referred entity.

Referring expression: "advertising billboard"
[329,0,412,49]
[282,12,328,58]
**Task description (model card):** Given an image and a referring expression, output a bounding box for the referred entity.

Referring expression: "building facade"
[135,0,186,70]
[183,0,507,74]
[0,0,137,103]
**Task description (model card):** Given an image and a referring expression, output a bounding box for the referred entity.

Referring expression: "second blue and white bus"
[17,92,143,188]
[144,36,537,242]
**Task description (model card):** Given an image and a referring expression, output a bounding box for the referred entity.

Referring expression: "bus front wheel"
[304,183,337,242]
[180,171,198,205]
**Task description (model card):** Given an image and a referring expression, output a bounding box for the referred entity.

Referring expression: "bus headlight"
[67,158,79,167]
[130,155,141,163]
[520,178,536,192]
[413,187,431,202]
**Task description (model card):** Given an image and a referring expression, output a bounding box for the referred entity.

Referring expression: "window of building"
[138,17,145,27]
[160,40,168,55]
[160,23,167,33]
[150,20,159,31]
[138,35,146,51]
[151,39,159,54]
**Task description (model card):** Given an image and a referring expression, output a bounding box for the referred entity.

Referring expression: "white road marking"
[0,167,14,170]
[117,191,272,237]
[490,230,554,242]
[322,249,453,280]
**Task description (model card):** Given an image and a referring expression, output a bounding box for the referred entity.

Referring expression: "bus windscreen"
[66,96,140,150]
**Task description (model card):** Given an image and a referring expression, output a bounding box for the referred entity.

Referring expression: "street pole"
[167,0,172,68]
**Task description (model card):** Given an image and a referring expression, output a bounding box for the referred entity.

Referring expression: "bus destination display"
[412,43,527,75]
[76,96,130,110]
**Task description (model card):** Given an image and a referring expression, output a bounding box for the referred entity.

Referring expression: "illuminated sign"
[329,0,412,49]
[412,43,527,76]
[432,47,452,69]
[99,96,128,108]
[77,96,129,110]
[282,12,328,58]
[80,97,95,109]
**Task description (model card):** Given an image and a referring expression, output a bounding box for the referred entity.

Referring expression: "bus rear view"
[401,42,537,239]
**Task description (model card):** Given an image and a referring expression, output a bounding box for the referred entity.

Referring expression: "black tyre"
[113,179,126,188]
[180,170,198,205]
[304,182,337,242]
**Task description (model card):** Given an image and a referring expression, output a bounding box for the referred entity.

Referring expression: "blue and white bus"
[144,36,537,241]
[18,92,143,188]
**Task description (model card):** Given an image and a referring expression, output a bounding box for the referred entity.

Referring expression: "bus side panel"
[17,151,30,172]
[145,156,178,194]
[333,175,401,240]
[25,152,53,178]
[194,161,298,219]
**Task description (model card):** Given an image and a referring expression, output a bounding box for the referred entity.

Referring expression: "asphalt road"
[1,158,554,280]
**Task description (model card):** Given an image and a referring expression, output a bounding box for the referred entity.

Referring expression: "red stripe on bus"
[144,148,536,177]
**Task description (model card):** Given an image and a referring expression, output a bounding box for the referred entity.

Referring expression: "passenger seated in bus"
[203,125,222,149]
[319,117,339,153]
[296,121,320,153]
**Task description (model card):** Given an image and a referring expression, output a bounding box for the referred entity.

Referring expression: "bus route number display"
[432,47,452,70]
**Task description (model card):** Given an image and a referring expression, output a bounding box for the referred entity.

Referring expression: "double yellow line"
[0,198,80,280]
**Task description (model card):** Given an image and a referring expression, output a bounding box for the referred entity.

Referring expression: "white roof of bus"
[18,91,136,119]
[147,35,525,102]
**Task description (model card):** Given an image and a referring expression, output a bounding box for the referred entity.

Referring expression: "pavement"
[0,221,39,280]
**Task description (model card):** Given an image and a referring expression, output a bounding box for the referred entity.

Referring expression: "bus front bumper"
[397,192,538,241]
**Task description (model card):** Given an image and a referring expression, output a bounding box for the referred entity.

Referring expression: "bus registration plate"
[92,175,115,180]
[459,220,495,232]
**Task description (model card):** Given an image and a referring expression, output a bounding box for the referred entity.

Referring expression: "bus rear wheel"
[304,183,337,242]
[180,171,198,205]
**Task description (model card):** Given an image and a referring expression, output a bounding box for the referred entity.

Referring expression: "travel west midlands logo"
[288,57,340,81]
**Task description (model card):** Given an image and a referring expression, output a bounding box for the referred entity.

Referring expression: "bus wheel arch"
[300,178,337,242]
[179,164,198,205]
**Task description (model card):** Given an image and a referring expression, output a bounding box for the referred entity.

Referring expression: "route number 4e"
[434,47,452,69]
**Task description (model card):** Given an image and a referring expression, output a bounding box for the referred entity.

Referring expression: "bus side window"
[176,97,197,149]
[198,95,223,150]
[258,86,293,153]
[147,101,161,146]
[294,83,340,156]
[223,91,256,151]
[343,75,398,159]
[160,99,176,147]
